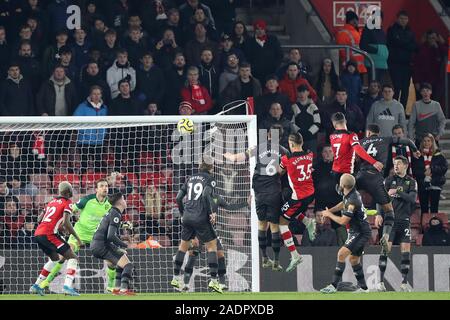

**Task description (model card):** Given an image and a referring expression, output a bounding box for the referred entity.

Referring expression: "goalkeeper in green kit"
[39,179,117,295]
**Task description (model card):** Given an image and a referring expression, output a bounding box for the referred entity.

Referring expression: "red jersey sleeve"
[280,155,287,170]
[349,132,360,146]
[354,144,377,165]
[63,199,73,214]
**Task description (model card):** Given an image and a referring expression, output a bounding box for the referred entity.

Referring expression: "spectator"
[109,0,132,34]
[179,101,193,115]
[218,52,239,94]
[122,14,150,43]
[204,0,237,36]
[413,30,447,102]
[366,83,406,137]
[106,49,136,99]
[144,185,162,222]
[70,27,91,71]
[231,20,248,51]
[12,24,39,60]
[321,87,364,137]
[187,7,217,41]
[412,133,448,214]
[184,23,218,67]
[0,26,10,78]
[91,16,109,46]
[164,52,187,115]
[276,47,312,83]
[9,176,38,197]
[100,29,121,70]
[1,196,25,239]
[315,58,340,106]
[340,60,362,107]
[0,62,34,116]
[82,1,104,30]
[218,33,245,71]
[122,25,149,69]
[73,85,108,173]
[360,12,389,82]
[359,79,382,119]
[312,144,346,245]
[198,48,219,102]
[180,66,213,114]
[14,215,36,247]
[26,15,47,58]
[259,104,291,148]
[243,19,283,83]
[0,142,29,185]
[408,83,446,145]
[37,65,78,116]
[57,45,78,82]
[42,29,69,77]
[110,79,143,115]
[136,51,165,106]
[16,40,41,95]
[278,62,317,105]
[422,217,450,246]
[145,102,162,115]
[157,8,185,47]
[291,85,321,154]
[387,10,417,108]
[154,28,180,70]
[221,62,262,106]
[179,0,215,30]
[254,74,291,121]
[47,0,73,39]
[79,61,111,105]
[335,10,367,74]
[301,213,338,246]
[387,124,416,176]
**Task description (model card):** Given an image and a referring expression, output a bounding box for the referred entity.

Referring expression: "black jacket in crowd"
[109,95,144,116]
[0,76,34,116]
[136,64,166,106]
[163,65,187,115]
[198,62,219,100]
[36,78,78,116]
[386,22,417,66]
[412,150,448,189]
[423,218,450,246]
[78,68,111,105]
[254,91,292,121]
[244,35,283,82]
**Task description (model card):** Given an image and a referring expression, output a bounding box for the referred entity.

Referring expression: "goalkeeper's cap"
[58,181,73,197]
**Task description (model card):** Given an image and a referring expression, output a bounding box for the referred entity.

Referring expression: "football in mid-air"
[177,118,194,134]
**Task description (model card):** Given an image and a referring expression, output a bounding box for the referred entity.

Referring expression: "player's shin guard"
[183,252,198,285]
[258,230,267,258]
[272,231,281,262]
[218,257,226,284]
[401,252,410,284]
[352,263,368,290]
[207,251,218,280]
[382,210,394,236]
[378,253,388,282]
[120,263,133,290]
[331,261,345,288]
[35,260,57,285]
[107,266,116,289]
[115,268,123,288]
[64,259,78,288]
[174,250,186,276]
[280,224,298,257]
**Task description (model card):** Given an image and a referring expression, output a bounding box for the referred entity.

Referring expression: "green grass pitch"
[0,292,449,300]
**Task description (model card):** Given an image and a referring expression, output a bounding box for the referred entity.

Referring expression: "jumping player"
[278,133,316,272]
[320,174,371,294]
[30,182,82,296]
[171,161,223,293]
[90,192,135,295]
[376,156,417,292]
[358,124,418,252]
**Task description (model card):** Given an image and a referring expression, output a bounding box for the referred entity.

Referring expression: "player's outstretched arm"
[391,137,419,155]
[224,146,256,162]
[323,204,352,226]
[327,202,344,214]
[176,185,187,215]
[215,194,250,211]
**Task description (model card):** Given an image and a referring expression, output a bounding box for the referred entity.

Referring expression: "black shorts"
[182,219,217,243]
[344,230,371,256]
[281,194,315,221]
[389,220,411,244]
[90,241,125,265]
[35,234,70,257]
[356,170,391,206]
[255,192,281,224]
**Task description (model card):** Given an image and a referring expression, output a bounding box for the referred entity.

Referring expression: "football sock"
[382,210,394,235]
[115,267,123,288]
[183,253,198,285]
[35,260,57,285]
[352,263,367,290]
[271,231,281,261]
[332,261,346,288]
[174,250,185,276]
[401,251,410,284]
[43,261,63,285]
[379,253,388,282]
[280,224,298,257]
[120,263,133,290]
[207,251,218,280]
[218,257,226,284]
[258,230,267,258]
[64,258,78,288]
[107,266,116,288]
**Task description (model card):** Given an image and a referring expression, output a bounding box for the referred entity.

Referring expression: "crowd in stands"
[0,1,448,248]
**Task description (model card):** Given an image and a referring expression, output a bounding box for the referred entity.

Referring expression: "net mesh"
[0,117,255,294]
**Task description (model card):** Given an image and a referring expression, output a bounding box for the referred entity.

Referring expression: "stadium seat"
[82,173,105,189]
[53,174,81,190]
[410,210,421,228]
[140,172,166,188]
[30,174,51,189]
[421,213,433,231]
[121,172,139,186]
[138,152,155,165]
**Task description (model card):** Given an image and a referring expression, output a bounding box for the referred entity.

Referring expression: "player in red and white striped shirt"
[30,182,82,296]
[278,133,316,272]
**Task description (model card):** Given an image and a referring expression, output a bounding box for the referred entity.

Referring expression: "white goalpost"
[0,115,259,294]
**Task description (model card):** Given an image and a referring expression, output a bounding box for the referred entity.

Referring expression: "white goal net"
[0,115,258,294]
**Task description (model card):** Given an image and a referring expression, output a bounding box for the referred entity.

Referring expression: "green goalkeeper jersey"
[73,194,112,241]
